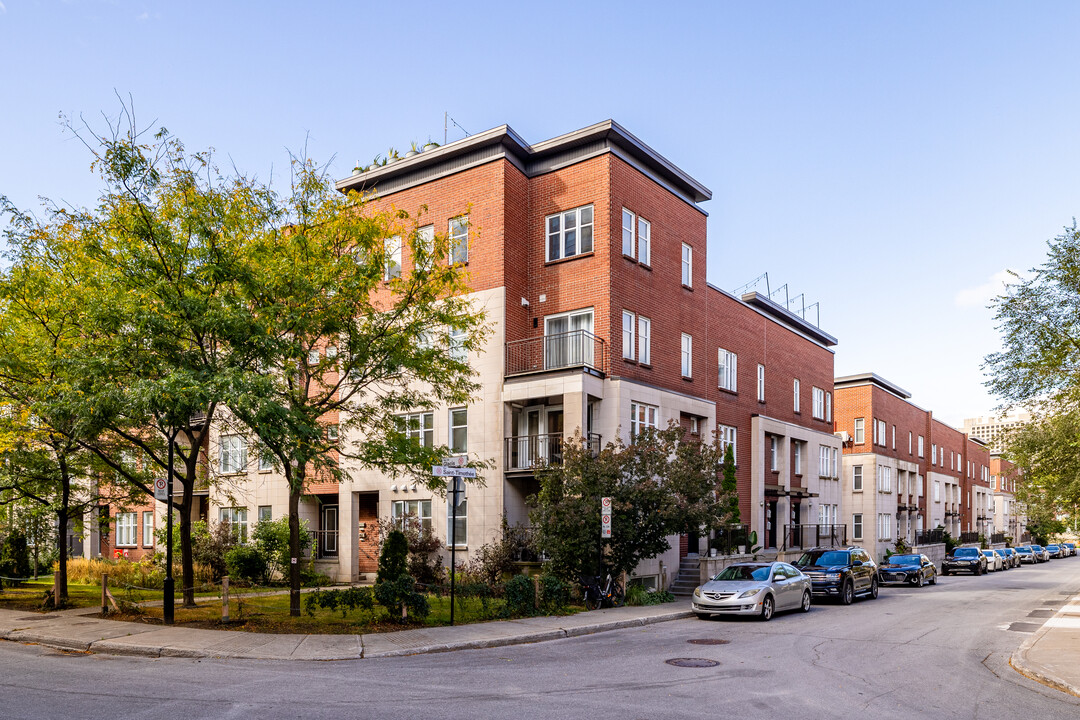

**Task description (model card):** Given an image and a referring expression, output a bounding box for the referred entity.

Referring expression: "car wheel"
[800,590,811,613]
[760,595,774,621]
[840,580,854,605]
[868,577,879,599]
[942,567,950,576]
[975,565,983,576]
[914,573,924,588]
[695,612,710,620]
[929,573,937,585]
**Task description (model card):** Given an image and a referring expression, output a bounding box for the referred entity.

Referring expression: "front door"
[517,406,564,468]
[766,501,777,549]
[322,505,338,556]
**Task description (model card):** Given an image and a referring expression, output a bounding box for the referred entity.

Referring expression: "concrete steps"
[670,556,701,596]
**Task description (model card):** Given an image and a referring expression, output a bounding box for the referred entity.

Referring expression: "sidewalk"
[1011,593,1080,698]
[0,603,692,661]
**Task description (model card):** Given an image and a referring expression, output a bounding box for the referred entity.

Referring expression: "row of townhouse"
[77,120,1021,582]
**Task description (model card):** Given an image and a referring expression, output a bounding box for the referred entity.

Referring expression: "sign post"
[434,459,471,625]
[600,496,612,576]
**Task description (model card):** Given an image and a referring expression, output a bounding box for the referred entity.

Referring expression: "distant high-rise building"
[961,412,1032,453]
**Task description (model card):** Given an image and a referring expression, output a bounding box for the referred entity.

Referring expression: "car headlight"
[737,588,762,599]
[825,573,841,580]
[693,587,702,598]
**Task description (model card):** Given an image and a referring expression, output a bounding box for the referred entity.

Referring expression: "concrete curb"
[1009,598,1080,699]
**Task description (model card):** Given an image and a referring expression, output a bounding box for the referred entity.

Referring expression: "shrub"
[538,574,569,614]
[377,530,409,584]
[225,546,267,584]
[64,557,165,590]
[462,518,536,585]
[251,517,309,582]
[374,574,429,622]
[299,567,334,587]
[305,586,375,618]
[376,518,445,586]
[0,530,32,582]
[502,574,536,617]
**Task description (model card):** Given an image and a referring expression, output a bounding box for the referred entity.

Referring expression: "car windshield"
[713,565,772,582]
[953,548,980,557]
[981,550,994,556]
[1032,545,1044,550]
[890,555,920,564]
[797,551,849,567]
[1017,547,1031,553]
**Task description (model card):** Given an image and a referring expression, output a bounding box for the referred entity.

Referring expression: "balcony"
[781,524,848,550]
[505,330,606,377]
[505,433,600,472]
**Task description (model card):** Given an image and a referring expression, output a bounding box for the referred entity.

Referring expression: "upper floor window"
[793,379,801,413]
[622,311,635,360]
[853,465,863,491]
[116,512,137,547]
[719,425,737,463]
[918,435,924,457]
[622,209,635,257]
[384,236,402,280]
[854,418,865,444]
[812,387,825,419]
[449,408,468,455]
[826,392,832,422]
[219,507,249,543]
[718,349,737,392]
[630,401,658,440]
[637,218,651,265]
[681,243,692,286]
[449,215,469,264]
[931,443,937,465]
[417,224,435,271]
[220,435,247,474]
[398,412,434,448]
[638,316,651,364]
[757,365,765,402]
[547,205,594,262]
[681,333,692,378]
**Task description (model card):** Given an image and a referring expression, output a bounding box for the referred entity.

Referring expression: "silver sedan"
[692,561,812,621]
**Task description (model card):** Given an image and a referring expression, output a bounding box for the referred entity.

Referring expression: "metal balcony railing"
[505,433,564,471]
[505,330,606,377]
[914,528,945,545]
[990,532,1006,544]
[782,524,847,550]
[306,530,339,559]
[959,531,980,544]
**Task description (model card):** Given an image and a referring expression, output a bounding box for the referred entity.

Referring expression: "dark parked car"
[1001,547,1021,568]
[794,546,878,604]
[1046,544,1065,559]
[878,553,938,587]
[1063,542,1077,557]
[1031,544,1050,562]
[1015,546,1037,564]
[942,546,987,575]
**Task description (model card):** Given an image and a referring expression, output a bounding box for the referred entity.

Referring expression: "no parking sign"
[601,496,612,538]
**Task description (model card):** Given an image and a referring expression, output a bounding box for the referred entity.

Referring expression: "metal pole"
[163,429,175,625]
[449,478,458,626]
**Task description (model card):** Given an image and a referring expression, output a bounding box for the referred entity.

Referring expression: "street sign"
[601,496,612,538]
[443,455,468,468]
[154,477,169,502]
[433,466,478,478]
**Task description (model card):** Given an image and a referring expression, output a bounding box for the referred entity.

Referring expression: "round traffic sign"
[602,496,612,508]
[155,478,167,491]
[601,515,611,527]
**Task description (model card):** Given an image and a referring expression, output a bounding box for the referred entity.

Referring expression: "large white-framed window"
[637,217,651,265]
[908,431,913,455]
[825,392,832,422]
[854,418,865,444]
[853,465,863,492]
[259,450,275,472]
[878,513,893,541]
[637,316,651,364]
[681,243,692,287]
[622,311,635,360]
[819,445,831,477]
[447,497,467,548]
[142,511,154,547]
[719,425,737,463]
[831,448,838,477]
[794,441,802,474]
[449,215,469,264]
[416,224,435,271]
[398,411,434,447]
[877,419,887,446]
[544,308,594,369]
[718,349,737,392]
[219,507,249,543]
[449,408,468,455]
[384,235,402,280]
[219,435,247,474]
[622,208,635,257]
[630,401,658,440]
[448,327,467,363]
[812,387,825,419]
[793,379,801,413]
[116,512,137,547]
[546,205,594,262]
[891,425,896,450]
[392,499,432,534]
[852,513,863,541]
[681,333,692,378]
[939,447,944,466]
[757,365,765,402]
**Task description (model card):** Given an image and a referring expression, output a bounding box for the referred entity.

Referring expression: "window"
[794,441,802,474]
[832,448,838,477]
[327,424,339,442]
[258,506,272,523]
[852,513,863,541]
[392,499,432,534]
[939,447,943,466]
[546,205,594,261]
[384,235,401,280]
[399,411,434,447]
[219,435,247,474]
[622,209,634,257]
[878,513,893,541]
[934,480,941,502]
[793,379,801,413]
[819,445,831,477]
[417,224,435,270]
[116,513,137,547]
[853,465,863,491]
[719,425,737,463]
[447,497,467,548]
[622,311,635,360]
[449,408,468,455]
[757,365,765,402]
[917,475,924,497]
[681,243,692,286]
[876,420,887,445]
[448,327,467,363]
[545,308,595,369]
[449,215,469,264]
[637,217,651,265]
[931,444,937,465]
[630,402,658,440]
[219,507,248,543]
[259,451,274,472]
[908,431,913,455]
[142,511,154,547]
[812,387,825,419]
[681,334,692,378]
[637,316,651,364]
[877,465,892,493]
[854,418,864,444]
[718,349,737,391]
[891,425,895,450]
[826,392,832,422]
[307,348,320,365]
[770,437,777,471]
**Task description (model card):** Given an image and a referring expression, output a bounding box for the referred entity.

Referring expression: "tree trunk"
[55,459,71,607]
[289,482,301,617]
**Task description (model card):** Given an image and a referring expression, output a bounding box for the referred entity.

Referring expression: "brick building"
[991,455,1026,541]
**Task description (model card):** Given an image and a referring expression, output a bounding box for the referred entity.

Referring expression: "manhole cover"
[665,657,720,668]
[687,638,730,645]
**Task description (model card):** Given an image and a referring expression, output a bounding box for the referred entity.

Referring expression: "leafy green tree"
[228,158,488,616]
[530,424,733,582]
[720,445,739,524]
[377,530,409,584]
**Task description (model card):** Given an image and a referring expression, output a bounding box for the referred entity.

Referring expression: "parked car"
[692,562,811,621]
[1063,542,1077,556]
[982,549,1004,572]
[1046,544,1065,559]
[1030,544,1051,562]
[1015,546,1037,564]
[942,546,987,575]
[878,553,938,587]
[1001,547,1021,568]
[992,549,1013,570]
[793,546,878,604]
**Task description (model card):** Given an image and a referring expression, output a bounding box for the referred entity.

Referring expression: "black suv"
[942,546,986,575]
[794,546,878,605]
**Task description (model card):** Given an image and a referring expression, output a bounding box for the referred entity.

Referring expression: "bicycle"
[581,573,625,610]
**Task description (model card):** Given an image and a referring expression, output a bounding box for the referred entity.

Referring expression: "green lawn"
[0,578,103,611]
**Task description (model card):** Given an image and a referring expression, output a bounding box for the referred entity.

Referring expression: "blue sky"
[3,1,1078,425]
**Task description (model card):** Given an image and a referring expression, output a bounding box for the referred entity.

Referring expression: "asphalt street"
[3,560,1080,720]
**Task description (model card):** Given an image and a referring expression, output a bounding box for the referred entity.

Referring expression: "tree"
[530,424,733,582]
[228,158,489,616]
[1002,405,1080,525]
